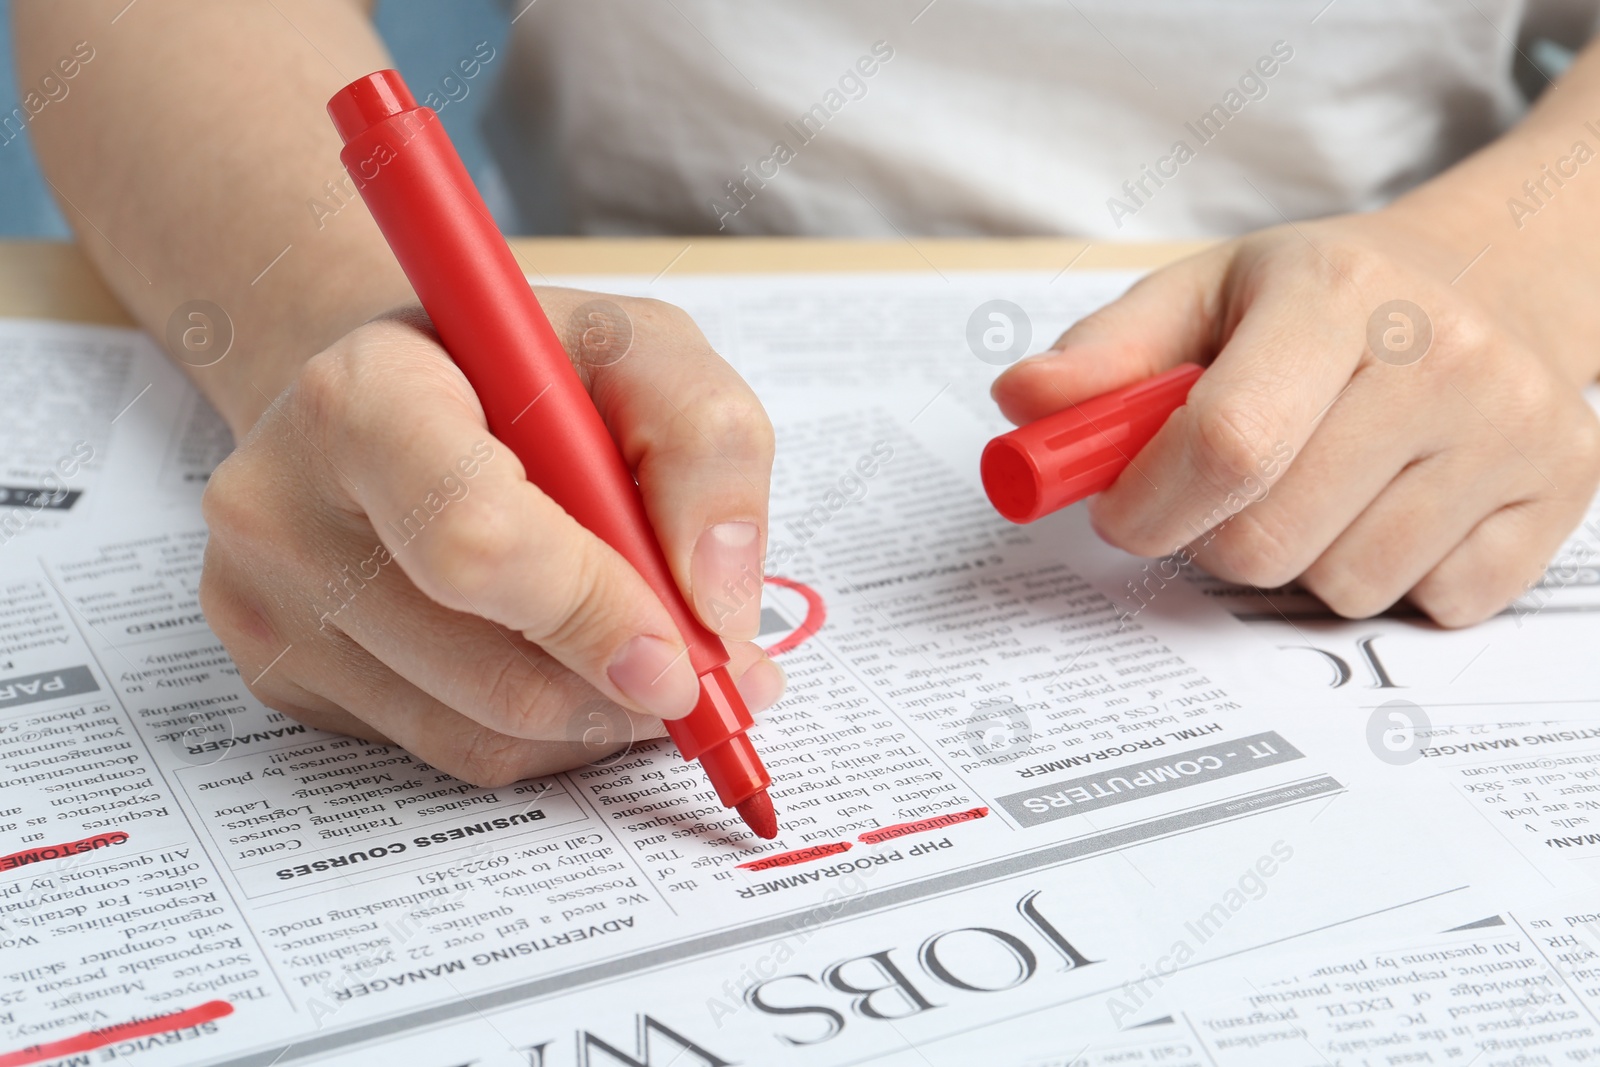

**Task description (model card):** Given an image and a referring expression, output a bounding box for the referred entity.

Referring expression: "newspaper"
[0,270,1594,1066]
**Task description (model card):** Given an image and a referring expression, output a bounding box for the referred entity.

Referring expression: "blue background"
[0,0,510,237]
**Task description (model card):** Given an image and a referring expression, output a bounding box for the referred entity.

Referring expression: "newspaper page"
[0,267,1591,1067]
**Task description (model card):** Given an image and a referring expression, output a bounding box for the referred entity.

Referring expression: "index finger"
[1090,256,1369,556]
[544,290,776,642]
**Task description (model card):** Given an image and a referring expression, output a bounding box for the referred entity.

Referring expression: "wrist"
[206,346,310,439]
[198,282,417,439]
[1381,152,1600,388]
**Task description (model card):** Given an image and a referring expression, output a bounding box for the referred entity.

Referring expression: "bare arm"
[15,0,411,433]
[1387,38,1600,385]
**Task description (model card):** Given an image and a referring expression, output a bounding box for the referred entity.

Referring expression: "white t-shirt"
[485,0,1598,238]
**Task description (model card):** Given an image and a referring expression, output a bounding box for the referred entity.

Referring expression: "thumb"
[990,244,1232,425]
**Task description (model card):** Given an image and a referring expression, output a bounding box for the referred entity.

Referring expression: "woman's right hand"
[198,291,786,784]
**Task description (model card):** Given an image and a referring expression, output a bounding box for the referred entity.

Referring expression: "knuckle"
[527,548,616,655]
[1565,410,1600,481]
[196,567,240,641]
[1189,399,1280,495]
[1494,366,1555,426]
[680,386,775,462]
[288,348,354,441]
[413,503,523,608]
[1437,304,1494,360]
[454,727,534,788]
[473,655,526,732]
[245,687,308,722]
[631,295,693,329]
[1205,509,1300,588]
[1409,578,1493,629]
[1572,406,1600,457]
[197,552,279,650]
[1085,510,1167,560]
[1530,404,1600,498]
[1412,515,1550,628]
[1318,240,1386,294]
[200,458,259,541]
[1302,566,1392,620]
[1431,496,1571,626]
[471,654,550,736]
[599,294,694,345]
[228,637,298,710]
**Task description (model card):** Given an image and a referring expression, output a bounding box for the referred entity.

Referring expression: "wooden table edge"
[0,238,1215,326]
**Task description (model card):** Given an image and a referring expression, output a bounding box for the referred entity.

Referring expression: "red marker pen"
[327,71,777,840]
[982,362,1203,524]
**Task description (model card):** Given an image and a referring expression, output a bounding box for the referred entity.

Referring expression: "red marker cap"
[327,68,416,142]
[981,362,1203,524]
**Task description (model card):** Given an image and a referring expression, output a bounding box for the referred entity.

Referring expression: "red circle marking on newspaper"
[0,1000,234,1067]
[857,807,989,845]
[737,840,851,871]
[0,829,130,873]
[761,576,825,658]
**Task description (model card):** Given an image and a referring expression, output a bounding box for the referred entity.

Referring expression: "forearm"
[1386,37,1600,383]
[14,0,413,434]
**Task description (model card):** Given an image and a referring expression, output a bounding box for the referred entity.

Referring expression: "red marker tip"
[736,790,778,840]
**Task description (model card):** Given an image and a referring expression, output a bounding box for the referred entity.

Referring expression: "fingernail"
[607,635,698,719]
[693,522,763,640]
[736,657,786,714]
